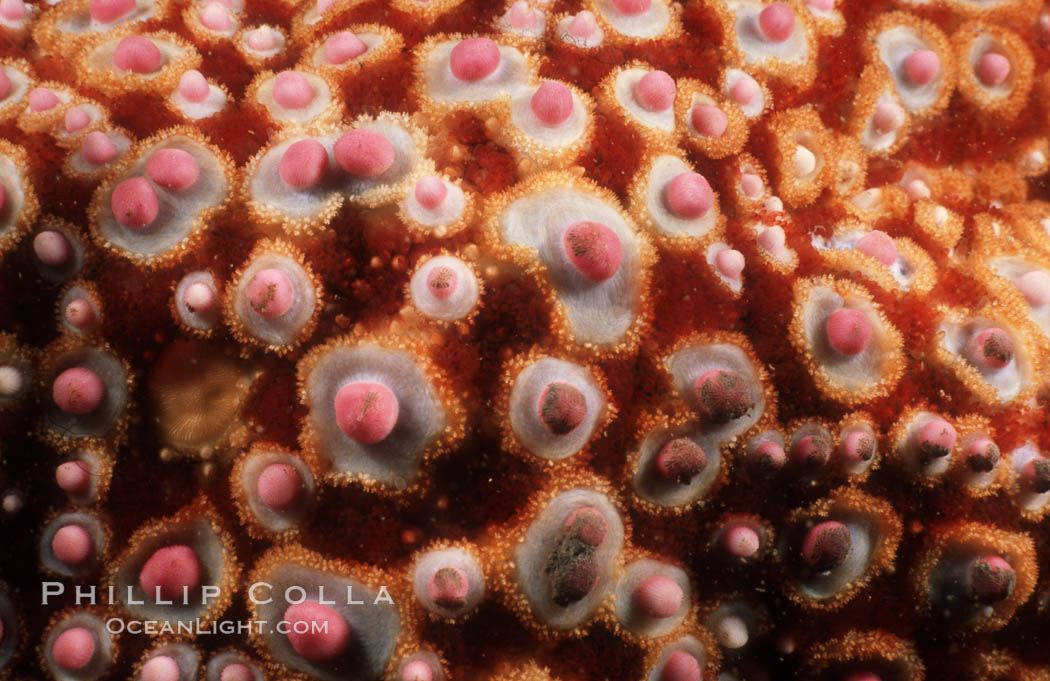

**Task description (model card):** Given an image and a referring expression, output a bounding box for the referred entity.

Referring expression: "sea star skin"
[3,0,1050,680]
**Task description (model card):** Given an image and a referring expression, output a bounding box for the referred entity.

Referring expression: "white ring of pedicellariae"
[594,0,671,38]
[304,344,445,489]
[644,156,719,239]
[556,14,604,48]
[786,130,823,187]
[811,229,919,290]
[43,611,114,681]
[96,136,227,257]
[396,651,446,681]
[958,429,999,491]
[989,257,1050,338]
[309,31,386,68]
[59,285,101,336]
[497,3,545,38]
[684,90,727,142]
[43,347,129,440]
[61,449,106,505]
[412,547,486,618]
[40,511,107,579]
[401,178,466,229]
[499,186,644,347]
[706,242,743,293]
[249,135,341,221]
[0,0,36,28]
[646,636,709,681]
[745,429,785,463]
[56,0,157,36]
[0,151,28,240]
[0,64,30,110]
[421,40,531,105]
[664,342,765,441]
[723,68,765,118]
[710,516,771,558]
[175,270,221,332]
[508,357,606,460]
[924,537,1020,627]
[110,516,228,624]
[836,422,877,476]
[514,489,624,630]
[708,600,760,650]
[633,424,723,508]
[937,312,1031,402]
[784,512,875,601]
[253,562,399,681]
[508,83,589,149]
[138,642,200,681]
[255,72,331,125]
[859,91,906,153]
[0,347,32,405]
[789,421,833,473]
[23,85,74,119]
[242,26,286,59]
[409,255,480,322]
[749,220,795,265]
[799,285,894,392]
[232,252,316,347]
[896,410,954,478]
[1010,443,1049,513]
[804,0,840,22]
[240,450,315,533]
[875,26,945,113]
[68,131,133,176]
[204,652,264,681]
[613,559,691,637]
[169,81,227,120]
[727,0,809,65]
[85,36,187,80]
[250,120,421,220]
[967,33,1013,99]
[612,68,675,133]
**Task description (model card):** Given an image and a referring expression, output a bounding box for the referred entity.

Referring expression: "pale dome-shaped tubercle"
[225,239,322,355]
[915,522,1037,631]
[414,34,533,113]
[628,406,727,512]
[867,12,955,117]
[407,253,482,324]
[412,544,486,619]
[500,350,612,463]
[484,171,655,356]
[628,153,726,247]
[778,487,902,610]
[610,555,690,639]
[136,643,200,681]
[788,277,905,405]
[42,610,116,680]
[501,479,626,634]
[231,444,317,539]
[244,544,401,679]
[930,304,1038,406]
[40,511,108,579]
[296,331,465,494]
[588,0,679,44]
[88,126,231,267]
[39,339,133,452]
[661,331,771,442]
[105,496,238,630]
